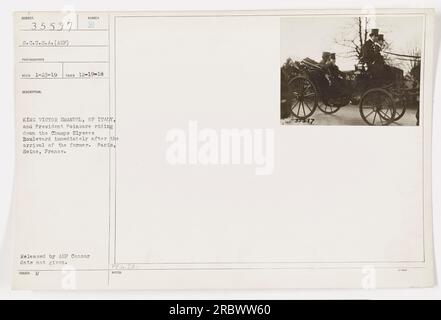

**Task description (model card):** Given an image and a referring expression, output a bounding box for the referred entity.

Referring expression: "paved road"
[281,104,418,126]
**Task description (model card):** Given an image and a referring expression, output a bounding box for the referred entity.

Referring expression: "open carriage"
[281,57,420,125]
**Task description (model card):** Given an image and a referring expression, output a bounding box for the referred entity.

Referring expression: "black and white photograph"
[280,15,423,126]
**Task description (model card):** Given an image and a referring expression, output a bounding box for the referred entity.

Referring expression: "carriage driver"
[361,28,388,83]
[360,28,379,66]
[374,34,386,64]
[377,34,385,48]
[375,34,404,83]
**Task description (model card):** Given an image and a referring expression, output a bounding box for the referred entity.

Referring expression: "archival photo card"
[12,9,434,290]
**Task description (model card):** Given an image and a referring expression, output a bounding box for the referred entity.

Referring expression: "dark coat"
[373,44,385,65]
[327,64,345,79]
[360,39,376,64]
[318,59,328,67]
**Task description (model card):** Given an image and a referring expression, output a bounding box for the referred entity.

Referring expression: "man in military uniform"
[327,53,346,78]
[316,51,332,88]
[326,53,351,97]
[319,51,331,67]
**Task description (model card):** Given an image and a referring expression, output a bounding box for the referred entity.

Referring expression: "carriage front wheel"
[359,88,396,126]
[318,101,341,114]
[288,76,318,120]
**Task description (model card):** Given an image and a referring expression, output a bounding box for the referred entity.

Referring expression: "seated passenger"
[325,53,351,97]
[316,52,332,86]
[327,53,347,78]
[319,51,331,67]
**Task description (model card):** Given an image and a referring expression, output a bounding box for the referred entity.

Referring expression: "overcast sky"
[280,15,424,72]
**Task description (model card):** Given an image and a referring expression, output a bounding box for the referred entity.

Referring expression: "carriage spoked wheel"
[288,76,318,120]
[378,90,406,123]
[318,100,341,114]
[359,88,396,126]
[391,98,406,122]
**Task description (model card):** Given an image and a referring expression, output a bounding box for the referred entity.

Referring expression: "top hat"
[330,53,336,59]
[378,34,384,41]
[370,28,379,36]
[322,51,331,59]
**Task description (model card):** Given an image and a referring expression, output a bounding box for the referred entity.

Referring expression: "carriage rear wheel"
[359,88,396,126]
[392,99,406,122]
[288,76,318,120]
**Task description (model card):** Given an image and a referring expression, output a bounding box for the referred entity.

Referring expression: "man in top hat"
[360,28,379,65]
[361,28,389,84]
[374,34,404,83]
[377,34,385,47]
[374,34,386,64]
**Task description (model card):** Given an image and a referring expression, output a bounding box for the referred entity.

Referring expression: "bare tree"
[407,47,421,71]
[335,17,370,61]
[382,47,421,76]
[335,17,421,74]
